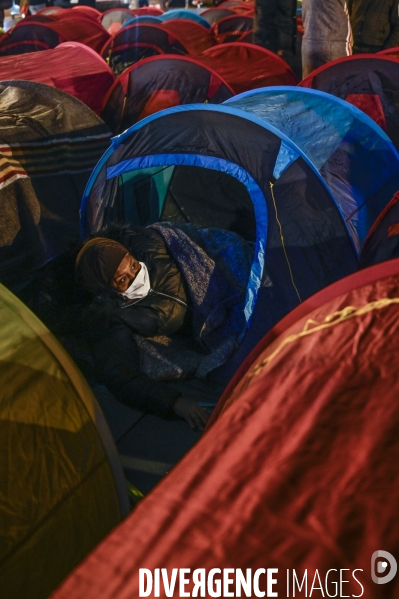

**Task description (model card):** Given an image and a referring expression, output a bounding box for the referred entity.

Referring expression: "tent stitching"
[250,297,399,377]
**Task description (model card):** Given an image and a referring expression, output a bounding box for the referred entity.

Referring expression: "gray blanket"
[134,223,254,380]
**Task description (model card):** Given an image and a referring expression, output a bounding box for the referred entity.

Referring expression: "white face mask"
[120,262,151,300]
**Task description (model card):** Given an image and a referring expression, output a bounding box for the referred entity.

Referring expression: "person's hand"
[172,396,210,431]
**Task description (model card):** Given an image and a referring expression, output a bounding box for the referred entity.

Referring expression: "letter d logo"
[371,551,397,584]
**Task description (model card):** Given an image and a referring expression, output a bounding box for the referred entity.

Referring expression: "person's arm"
[119,291,187,338]
[384,2,399,48]
[92,320,209,429]
[92,320,179,417]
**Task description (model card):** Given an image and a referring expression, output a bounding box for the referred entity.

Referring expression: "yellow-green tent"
[0,284,129,599]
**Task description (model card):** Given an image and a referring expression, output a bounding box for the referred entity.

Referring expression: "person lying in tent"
[74,222,254,430]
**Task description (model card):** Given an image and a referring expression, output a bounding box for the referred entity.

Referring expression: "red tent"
[71,5,102,19]
[35,6,65,16]
[211,14,253,44]
[211,258,399,419]
[379,47,399,57]
[52,259,399,599]
[160,19,214,54]
[38,5,101,19]
[360,191,399,267]
[0,21,66,55]
[100,8,136,34]
[101,54,234,133]
[237,28,253,42]
[200,7,236,25]
[215,2,254,14]
[41,10,110,52]
[0,41,114,115]
[101,24,188,76]
[2,11,110,54]
[299,54,399,150]
[198,42,298,94]
[131,6,164,16]
[226,5,254,13]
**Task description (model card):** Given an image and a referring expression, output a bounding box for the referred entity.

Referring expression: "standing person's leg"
[0,9,4,28]
[254,0,297,71]
[253,0,279,52]
[77,0,96,7]
[301,39,326,78]
[301,0,317,78]
[302,0,352,78]
[275,0,297,70]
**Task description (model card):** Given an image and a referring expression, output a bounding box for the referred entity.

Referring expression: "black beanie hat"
[75,237,129,294]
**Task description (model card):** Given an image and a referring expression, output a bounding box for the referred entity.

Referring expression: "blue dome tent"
[121,15,162,28]
[225,87,399,253]
[81,102,367,373]
[158,9,211,29]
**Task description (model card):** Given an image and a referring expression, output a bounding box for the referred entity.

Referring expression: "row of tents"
[0,7,259,594]
[2,73,398,302]
[1,6,398,150]
[0,39,298,117]
[2,48,399,284]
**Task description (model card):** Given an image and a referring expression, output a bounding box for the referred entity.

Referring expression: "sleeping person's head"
[75,237,150,299]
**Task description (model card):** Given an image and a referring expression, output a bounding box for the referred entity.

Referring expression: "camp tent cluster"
[53,258,399,599]
[1,0,399,597]
[0,3,297,126]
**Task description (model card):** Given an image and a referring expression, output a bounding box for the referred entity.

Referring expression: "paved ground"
[92,384,202,496]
